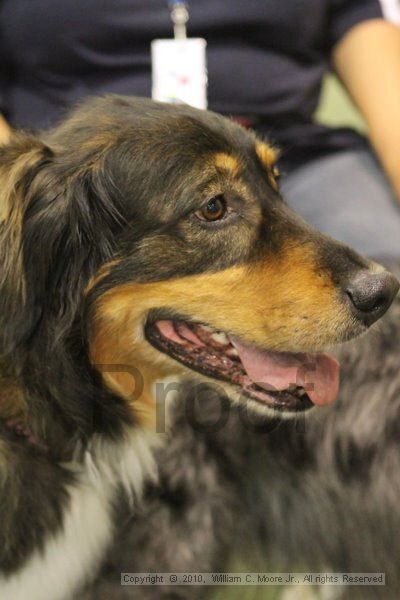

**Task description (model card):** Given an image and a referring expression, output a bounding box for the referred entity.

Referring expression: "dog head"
[0,96,398,433]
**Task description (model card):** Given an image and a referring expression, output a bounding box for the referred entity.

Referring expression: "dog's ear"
[0,133,54,355]
[0,131,125,357]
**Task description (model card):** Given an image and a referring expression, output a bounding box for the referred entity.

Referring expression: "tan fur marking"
[213,153,240,176]
[89,243,350,428]
[85,259,121,294]
[255,141,280,189]
[90,309,184,429]
[255,141,278,170]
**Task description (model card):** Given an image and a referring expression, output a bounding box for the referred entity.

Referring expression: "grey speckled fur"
[88,266,400,600]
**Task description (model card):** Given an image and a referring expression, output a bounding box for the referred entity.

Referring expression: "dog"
[0,95,398,600]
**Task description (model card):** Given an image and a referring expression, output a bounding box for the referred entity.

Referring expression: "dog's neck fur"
[0,424,162,600]
[0,350,164,599]
[0,334,136,457]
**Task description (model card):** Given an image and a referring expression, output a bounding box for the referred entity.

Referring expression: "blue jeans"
[281,148,400,259]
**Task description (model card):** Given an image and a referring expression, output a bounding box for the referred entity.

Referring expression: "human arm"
[0,113,11,144]
[332,18,400,200]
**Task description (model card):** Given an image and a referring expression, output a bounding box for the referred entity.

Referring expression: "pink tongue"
[230,337,340,406]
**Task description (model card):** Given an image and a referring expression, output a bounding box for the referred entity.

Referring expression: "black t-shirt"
[0,0,384,170]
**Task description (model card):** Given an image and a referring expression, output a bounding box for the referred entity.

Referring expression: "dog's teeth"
[227,347,239,357]
[211,332,229,345]
[201,325,213,332]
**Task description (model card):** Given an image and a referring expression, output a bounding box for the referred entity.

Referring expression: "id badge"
[151,38,207,109]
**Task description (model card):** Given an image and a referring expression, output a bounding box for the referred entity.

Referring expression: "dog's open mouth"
[145,319,340,413]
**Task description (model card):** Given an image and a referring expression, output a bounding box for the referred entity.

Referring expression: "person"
[0,0,400,256]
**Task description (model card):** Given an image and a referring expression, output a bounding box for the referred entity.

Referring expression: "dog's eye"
[197,195,227,222]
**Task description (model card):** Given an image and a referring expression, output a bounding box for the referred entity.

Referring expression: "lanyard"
[168,1,189,39]
[153,1,207,110]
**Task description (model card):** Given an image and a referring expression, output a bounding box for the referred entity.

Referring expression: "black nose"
[345,271,399,327]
